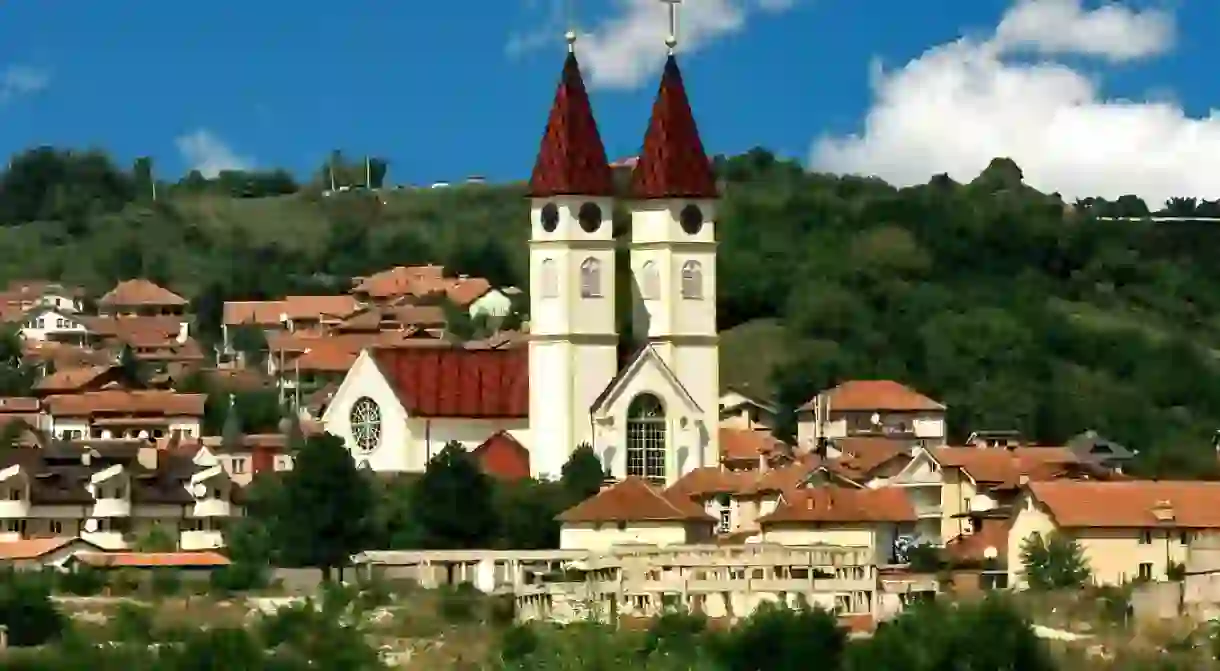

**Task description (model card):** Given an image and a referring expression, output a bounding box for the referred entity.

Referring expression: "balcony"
[913,502,942,518]
[180,530,225,551]
[192,498,232,518]
[90,498,132,518]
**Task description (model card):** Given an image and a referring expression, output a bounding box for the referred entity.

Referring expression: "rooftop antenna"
[660,0,681,55]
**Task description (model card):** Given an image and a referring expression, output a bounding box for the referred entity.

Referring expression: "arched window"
[680,260,703,300]
[580,257,602,298]
[626,393,666,484]
[640,261,659,300]
[539,258,558,298]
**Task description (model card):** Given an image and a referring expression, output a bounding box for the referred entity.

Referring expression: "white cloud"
[0,65,50,103]
[810,0,1220,205]
[175,129,253,178]
[510,0,795,90]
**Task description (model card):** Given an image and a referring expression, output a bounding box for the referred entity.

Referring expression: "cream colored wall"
[19,308,87,342]
[559,522,690,551]
[529,339,616,479]
[408,417,530,471]
[760,523,876,550]
[940,467,975,543]
[323,350,412,472]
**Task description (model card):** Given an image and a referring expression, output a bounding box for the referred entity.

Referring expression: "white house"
[324,45,723,491]
[19,306,91,345]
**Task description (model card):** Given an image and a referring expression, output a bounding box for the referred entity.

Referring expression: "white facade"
[528,195,619,479]
[629,198,720,473]
[469,289,513,319]
[48,415,202,441]
[321,350,530,472]
[19,307,89,343]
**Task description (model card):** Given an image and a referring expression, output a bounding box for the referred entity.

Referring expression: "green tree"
[116,344,147,388]
[709,601,846,671]
[230,324,269,367]
[560,443,605,506]
[0,568,66,646]
[411,441,497,549]
[1020,531,1091,590]
[276,433,376,580]
[494,479,563,549]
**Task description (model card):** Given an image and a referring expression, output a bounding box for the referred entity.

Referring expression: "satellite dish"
[191,483,207,497]
[983,546,998,560]
[969,494,996,513]
[870,413,881,426]
[83,519,98,533]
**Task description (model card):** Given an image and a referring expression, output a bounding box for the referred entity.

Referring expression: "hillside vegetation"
[4,147,1220,475]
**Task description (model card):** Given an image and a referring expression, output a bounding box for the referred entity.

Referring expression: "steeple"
[527,50,614,197]
[629,55,718,200]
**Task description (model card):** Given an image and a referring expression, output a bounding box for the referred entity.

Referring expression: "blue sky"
[0,0,1216,202]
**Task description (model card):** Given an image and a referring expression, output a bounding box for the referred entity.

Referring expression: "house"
[192,434,296,486]
[1067,430,1135,470]
[78,315,187,349]
[97,279,188,317]
[65,550,231,577]
[0,536,104,570]
[321,346,529,472]
[718,386,776,431]
[18,306,91,345]
[796,380,946,451]
[719,427,788,472]
[0,441,243,550]
[0,397,45,433]
[758,486,918,564]
[0,281,85,314]
[43,390,205,440]
[871,446,944,545]
[34,365,127,397]
[471,431,531,481]
[1007,481,1220,587]
[351,265,448,303]
[221,295,361,352]
[555,477,716,551]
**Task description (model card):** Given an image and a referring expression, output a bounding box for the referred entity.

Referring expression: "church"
[322,23,720,487]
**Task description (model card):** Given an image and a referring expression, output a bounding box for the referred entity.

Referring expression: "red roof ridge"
[528,51,614,198]
[557,476,713,523]
[630,55,718,200]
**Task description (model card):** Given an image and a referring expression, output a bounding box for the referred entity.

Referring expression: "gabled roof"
[933,447,1084,488]
[1028,481,1220,529]
[370,346,528,418]
[589,344,701,414]
[99,279,187,307]
[528,51,615,198]
[759,486,917,525]
[557,476,714,524]
[471,430,531,481]
[800,380,944,412]
[719,428,786,464]
[629,55,718,200]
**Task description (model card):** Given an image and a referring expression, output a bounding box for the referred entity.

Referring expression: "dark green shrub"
[0,567,65,646]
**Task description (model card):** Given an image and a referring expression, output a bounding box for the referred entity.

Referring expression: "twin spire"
[527,1,717,201]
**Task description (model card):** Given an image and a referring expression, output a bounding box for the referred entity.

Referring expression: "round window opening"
[540,203,560,233]
[350,397,382,454]
[578,202,602,233]
[679,204,703,235]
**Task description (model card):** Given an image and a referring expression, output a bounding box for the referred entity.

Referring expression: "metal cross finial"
[660,0,682,54]
[564,0,578,52]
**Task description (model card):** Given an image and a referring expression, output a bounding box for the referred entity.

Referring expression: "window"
[580,257,602,298]
[578,202,602,233]
[625,394,666,485]
[8,489,19,501]
[639,261,659,300]
[350,397,382,453]
[680,261,703,299]
[679,204,704,235]
[539,258,558,299]
[213,488,223,500]
[539,202,560,233]
[718,506,731,534]
[1139,530,1153,544]
[49,520,62,534]
[232,458,247,474]
[184,429,193,437]
[182,519,205,532]
[1181,531,1192,544]
[1137,563,1153,581]
[36,318,44,329]
[5,519,25,534]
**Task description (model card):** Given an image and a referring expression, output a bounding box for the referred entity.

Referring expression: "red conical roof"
[528,51,615,198]
[630,55,718,200]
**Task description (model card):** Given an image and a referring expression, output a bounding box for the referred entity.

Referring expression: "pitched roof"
[945,517,1013,565]
[720,428,786,464]
[370,346,528,418]
[43,390,206,417]
[833,438,913,479]
[801,380,945,412]
[0,536,91,560]
[99,279,187,307]
[1029,481,1220,528]
[933,447,1083,488]
[34,365,118,393]
[590,344,701,414]
[557,476,714,523]
[759,487,917,525]
[73,551,231,568]
[528,51,614,198]
[629,55,718,200]
[471,430,531,481]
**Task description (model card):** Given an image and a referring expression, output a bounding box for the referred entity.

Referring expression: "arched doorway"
[626,393,666,484]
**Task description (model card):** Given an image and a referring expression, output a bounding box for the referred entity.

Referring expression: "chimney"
[137,445,158,471]
[176,321,189,344]
[1152,500,1175,522]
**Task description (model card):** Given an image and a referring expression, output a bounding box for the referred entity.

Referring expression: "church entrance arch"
[626,393,666,485]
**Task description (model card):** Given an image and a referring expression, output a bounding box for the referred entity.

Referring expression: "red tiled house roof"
[369,347,528,418]
[629,55,718,200]
[472,430,531,481]
[528,51,615,197]
[801,380,945,412]
[557,477,714,524]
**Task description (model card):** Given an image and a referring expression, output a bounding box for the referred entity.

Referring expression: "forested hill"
[4,147,1220,476]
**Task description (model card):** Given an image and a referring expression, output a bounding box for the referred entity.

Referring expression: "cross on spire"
[564,0,579,53]
[660,0,682,54]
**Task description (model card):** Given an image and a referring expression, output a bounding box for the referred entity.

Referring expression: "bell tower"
[527,28,618,480]
[627,0,720,469]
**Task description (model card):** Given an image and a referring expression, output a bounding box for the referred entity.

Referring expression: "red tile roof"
[472,431,530,481]
[73,551,231,568]
[0,536,89,560]
[630,55,718,200]
[99,279,187,307]
[370,347,528,418]
[759,487,917,525]
[802,380,944,412]
[719,428,786,465]
[557,476,715,524]
[934,447,1083,488]
[528,51,614,198]
[1028,481,1220,528]
[945,517,1013,565]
